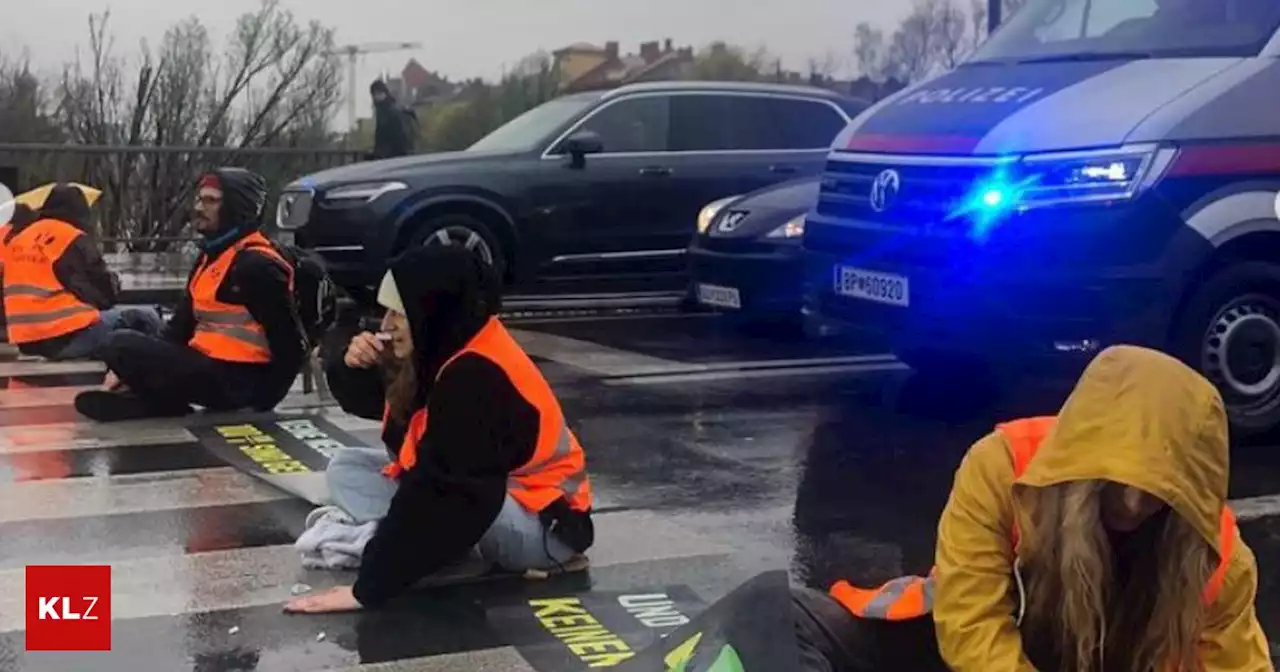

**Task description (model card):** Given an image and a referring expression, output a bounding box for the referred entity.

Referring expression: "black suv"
[276,81,865,306]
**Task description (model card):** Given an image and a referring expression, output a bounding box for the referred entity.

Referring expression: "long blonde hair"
[1014,480,1214,672]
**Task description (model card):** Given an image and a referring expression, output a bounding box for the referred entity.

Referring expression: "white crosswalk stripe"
[0,352,729,671]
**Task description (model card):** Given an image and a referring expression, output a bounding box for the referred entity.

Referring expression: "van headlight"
[323,181,408,203]
[697,196,739,234]
[766,214,806,239]
[965,144,1174,214]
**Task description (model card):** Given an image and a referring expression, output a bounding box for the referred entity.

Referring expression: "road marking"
[0,359,106,376]
[604,361,907,386]
[510,329,692,376]
[1228,494,1280,522]
[0,409,379,454]
[0,467,291,524]
[0,509,729,632]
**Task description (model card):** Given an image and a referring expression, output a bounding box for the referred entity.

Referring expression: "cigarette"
[375,332,393,342]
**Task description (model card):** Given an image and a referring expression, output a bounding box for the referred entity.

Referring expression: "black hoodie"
[324,246,584,607]
[7,185,119,357]
[164,168,304,408]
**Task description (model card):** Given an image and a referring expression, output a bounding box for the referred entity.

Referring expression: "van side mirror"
[562,131,603,168]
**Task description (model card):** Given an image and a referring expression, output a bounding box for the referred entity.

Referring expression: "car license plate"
[697,283,742,310]
[834,266,909,307]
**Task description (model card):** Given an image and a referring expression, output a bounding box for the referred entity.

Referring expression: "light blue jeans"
[49,306,165,360]
[325,446,575,571]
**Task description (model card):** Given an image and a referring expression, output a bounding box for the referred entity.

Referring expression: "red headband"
[198,174,221,190]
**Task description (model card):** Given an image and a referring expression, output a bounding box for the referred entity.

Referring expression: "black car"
[276,81,867,307]
[688,177,818,324]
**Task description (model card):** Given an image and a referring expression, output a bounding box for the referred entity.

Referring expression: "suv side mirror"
[562,131,603,168]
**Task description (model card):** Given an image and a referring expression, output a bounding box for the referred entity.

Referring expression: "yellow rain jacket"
[932,345,1270,671]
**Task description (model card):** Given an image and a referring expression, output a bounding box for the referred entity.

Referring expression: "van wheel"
[1172,262,1280,437]
[408,213,506,280]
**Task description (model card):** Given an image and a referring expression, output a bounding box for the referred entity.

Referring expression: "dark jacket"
[166,168,304,409]
[324,246,590,608]
[371,96,413,160]
[9,186,118,357]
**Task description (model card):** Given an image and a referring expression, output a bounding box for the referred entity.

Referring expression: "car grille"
[814,155,995,231]
[277,190,314,230]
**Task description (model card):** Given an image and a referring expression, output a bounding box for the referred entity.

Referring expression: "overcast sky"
[2,0,913,119]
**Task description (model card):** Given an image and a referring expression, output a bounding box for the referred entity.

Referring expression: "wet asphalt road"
[2,310,1280,670]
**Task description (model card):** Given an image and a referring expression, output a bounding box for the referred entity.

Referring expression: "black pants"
[100,331,265,412]
[792,586,949,672]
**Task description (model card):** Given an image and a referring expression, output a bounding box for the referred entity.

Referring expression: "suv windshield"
[467,94,601,153]
[970,0,1280,62]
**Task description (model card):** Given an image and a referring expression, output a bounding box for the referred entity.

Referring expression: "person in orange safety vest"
[3,184,163,360]
[284,245,594,614]
[780,345,1270,672]
[73,168,304,421]
[0,202,37,336]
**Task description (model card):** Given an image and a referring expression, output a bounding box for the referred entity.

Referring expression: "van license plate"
[697,284,742,310]
[834,266,909,307]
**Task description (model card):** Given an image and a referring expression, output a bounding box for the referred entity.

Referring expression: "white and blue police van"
[803,0,1280,433]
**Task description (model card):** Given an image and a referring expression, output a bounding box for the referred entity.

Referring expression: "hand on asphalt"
[283,585,363,613]
[102,370,124,391]
[344,331,385,369]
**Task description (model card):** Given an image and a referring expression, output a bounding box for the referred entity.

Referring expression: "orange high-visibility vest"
[187,231,291,364]
[381,316,593,514]
[2,219,101,344]
[829,416,1237,621]
[0,222,12,271]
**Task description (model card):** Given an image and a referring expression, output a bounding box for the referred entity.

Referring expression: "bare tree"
[852,22,887,80]
[0,52,62,144]
[52,0,342,242]
[930,0,970,70]
[885,3,938,82]
[806,50,843,80]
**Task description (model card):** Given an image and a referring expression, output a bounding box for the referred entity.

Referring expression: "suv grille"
[815,155,995,231]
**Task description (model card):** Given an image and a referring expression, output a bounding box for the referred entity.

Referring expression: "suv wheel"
[1173,262,1280,436]
[409,213,505,279]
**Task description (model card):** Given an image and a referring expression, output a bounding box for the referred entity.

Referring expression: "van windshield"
[969,0,1280,63]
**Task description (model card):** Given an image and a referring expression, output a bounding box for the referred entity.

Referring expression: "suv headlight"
[766,214,806,239]
[323,181,409,203]
[276,189,314,231]
[697,195,739,234]
[964,144,1174,215]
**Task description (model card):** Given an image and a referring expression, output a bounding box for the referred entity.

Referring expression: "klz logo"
[25,565,111,651]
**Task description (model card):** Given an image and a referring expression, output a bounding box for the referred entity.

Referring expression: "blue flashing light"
[980,188,1007,209]
[963,176,1025,243]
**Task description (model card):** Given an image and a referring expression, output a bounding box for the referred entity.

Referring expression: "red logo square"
[25,565,111,651]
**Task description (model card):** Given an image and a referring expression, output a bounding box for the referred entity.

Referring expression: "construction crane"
[328,41,423,138]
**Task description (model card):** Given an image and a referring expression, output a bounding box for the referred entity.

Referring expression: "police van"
[802,0,1280,433]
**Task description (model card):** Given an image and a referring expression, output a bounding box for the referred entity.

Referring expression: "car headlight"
[276,189,314,231]
[696,196,740,234]
[766,214,806,239]
[963,144,1173,214]
[323,181,409,203]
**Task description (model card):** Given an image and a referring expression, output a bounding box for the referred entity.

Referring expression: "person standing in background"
[369,80,415,160]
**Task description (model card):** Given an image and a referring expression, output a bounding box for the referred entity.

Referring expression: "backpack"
[247,240,339,351]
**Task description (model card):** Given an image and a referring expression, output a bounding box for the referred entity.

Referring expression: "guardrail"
[0,143,362,251]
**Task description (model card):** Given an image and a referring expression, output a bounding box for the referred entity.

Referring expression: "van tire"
[1171,261,1280,438]
[407,213,507,281]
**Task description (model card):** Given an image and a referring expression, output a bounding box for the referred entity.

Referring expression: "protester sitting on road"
[283,245,594,614]
[73,168,304,421]
[0,202,37,335]
[782,345,1269,671]
[3,183,164,360]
